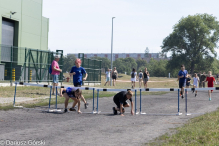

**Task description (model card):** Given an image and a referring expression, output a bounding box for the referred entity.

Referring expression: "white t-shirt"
[193,77,199,86]
[106,71,110,78]
[130,72,137,79]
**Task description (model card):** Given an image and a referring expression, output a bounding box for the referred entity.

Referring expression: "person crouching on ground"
[70,58,88,87]
[60,87,88,113]
[112,90,134,116]
[204,71,217,101]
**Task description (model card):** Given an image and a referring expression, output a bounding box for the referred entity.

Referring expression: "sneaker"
[113,107,117,115]
[84,103,89,109]
[195,94,197,97]
[131,86,133,89]
[209,98,211,101]
[52,93,55,95]
[64,108,68,113]
[181,95,184,99]
[69,107,76,111]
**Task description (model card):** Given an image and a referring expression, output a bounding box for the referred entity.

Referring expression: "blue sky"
[43,0,219,56]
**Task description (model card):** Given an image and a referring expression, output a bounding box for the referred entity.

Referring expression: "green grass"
[146,109,219,146]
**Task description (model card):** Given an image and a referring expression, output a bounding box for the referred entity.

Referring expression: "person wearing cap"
[69,58,88,87]
[51,55,62,95]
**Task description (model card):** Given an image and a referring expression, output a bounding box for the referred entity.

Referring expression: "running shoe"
[195,94,197,97]
[113,107,117,115]
[209,98,211,101]
[64,108,68,113]
[84,103,89,109]
[181,95,184,99]
[69,107,76,111]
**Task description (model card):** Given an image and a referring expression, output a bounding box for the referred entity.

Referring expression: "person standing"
[130,68,137,89]
[216,73,219,81]
[138,70,143,88]
[104,68,111,86]
[111,67,118,86]
[200,72,206,88]
[204,71,217,101]
[192,73,200,97]
[70,58,88,87]
[143,68,149,88]
[51,55,62,95]
[177,64,188,99]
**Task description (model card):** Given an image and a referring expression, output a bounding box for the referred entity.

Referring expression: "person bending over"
[60,87,88,113]
[112,90,134,116]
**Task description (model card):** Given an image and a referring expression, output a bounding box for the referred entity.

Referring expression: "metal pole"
[55,86,58,110]
[178,89,180,113]
[97,89,99,113]
[13,82,17,107]
[135,90,137,114]
[140,89,142,113]
[48,86,52,109]
[110,17,115,86]
[93,88,95,113]
[185,89,187,114]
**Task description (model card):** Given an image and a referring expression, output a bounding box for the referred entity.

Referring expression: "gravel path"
[0,90,219,146]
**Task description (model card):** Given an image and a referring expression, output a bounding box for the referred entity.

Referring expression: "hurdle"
[139,88,183,116]
[95,88,137,114]
[13,82,96,113]
[185,87,219,116]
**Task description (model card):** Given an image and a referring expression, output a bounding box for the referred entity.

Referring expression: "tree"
[136,58,147,71]
[161,14,219,74]
[91,57,111,70]
[144,47,150,58]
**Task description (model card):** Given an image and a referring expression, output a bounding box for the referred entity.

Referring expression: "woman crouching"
[112,90,134,116]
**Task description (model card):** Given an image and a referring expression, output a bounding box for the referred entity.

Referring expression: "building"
[0,0,49,81]
[68,53,160,61]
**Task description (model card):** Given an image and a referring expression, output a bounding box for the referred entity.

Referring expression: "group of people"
[178,64,217,101]
[50,56,88,113]
[104,67,150,89]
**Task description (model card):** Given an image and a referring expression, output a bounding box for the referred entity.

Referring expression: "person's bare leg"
[80,95,87,104]
[71,98,78,108]
[63,93,69,108]
[134,82,135,88]
[52,83,55,94]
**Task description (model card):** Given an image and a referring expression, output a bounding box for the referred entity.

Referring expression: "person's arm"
[131,101,134,115]
[83,73,88,81]
[77,99,81,113]
[60,88,66,97]
[69,67,75,76]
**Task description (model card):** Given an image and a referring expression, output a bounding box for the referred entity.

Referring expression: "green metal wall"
[0,0,49,63]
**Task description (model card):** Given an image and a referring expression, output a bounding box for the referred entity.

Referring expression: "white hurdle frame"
[14,82,95,113]
[139,88,183,116]
[185,87,219,116]
[96,88,137,114]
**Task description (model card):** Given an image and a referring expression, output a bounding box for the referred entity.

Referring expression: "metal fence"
[78,53,102,85]
[0,44,63,84]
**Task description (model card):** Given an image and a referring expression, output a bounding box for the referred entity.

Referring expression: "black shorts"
[112,75,117,80]
[113,98,128,108]
[186,83,190,86]
[179,82,185,88]
[74,82,82,87]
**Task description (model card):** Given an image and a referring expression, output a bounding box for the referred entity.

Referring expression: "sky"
[42,0,219,56]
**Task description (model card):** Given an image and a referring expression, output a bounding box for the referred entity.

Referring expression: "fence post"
[10,46,13,86]
[24,48,27,83]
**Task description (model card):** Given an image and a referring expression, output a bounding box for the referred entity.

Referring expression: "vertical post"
[13,82,18,107]
[28,50,30,83]
[185,89,187,114]
[178,89,180,113]
[24,48,26,82]
[97,89,99,113]
[93,88,95,113]
[48,86,52,109]
[140,89,142,113]
[55,86,58,110]
[135,89,137,114]
[37,50,38,83]
[10,46,13,86]
[40,51,42,82]
[110,17,115,86]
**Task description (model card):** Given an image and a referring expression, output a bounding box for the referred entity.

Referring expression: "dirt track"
[0,91,219,146]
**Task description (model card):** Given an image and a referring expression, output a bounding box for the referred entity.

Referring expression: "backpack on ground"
[49,65,52,74]
[131,72,135,78]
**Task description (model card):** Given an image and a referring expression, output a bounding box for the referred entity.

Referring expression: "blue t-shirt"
[178,70,188,83]
[70,66,86,85]
[66,87,75,97]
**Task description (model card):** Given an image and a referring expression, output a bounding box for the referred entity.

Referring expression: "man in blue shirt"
[178,64,188,99]
[70,58,88,87]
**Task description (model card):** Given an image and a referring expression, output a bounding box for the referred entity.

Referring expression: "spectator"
[130,68,137,89]
[138,70,143,88]
[51,55,62,95]
[111,67,118,86]
[104,68,111,86]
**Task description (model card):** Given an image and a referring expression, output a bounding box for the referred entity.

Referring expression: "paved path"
[0,91,219,146]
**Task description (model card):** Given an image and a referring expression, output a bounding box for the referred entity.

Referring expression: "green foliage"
[62,54,76,72]
[91,57,111,70]
[144,47,149,58]
[162,13,219,74]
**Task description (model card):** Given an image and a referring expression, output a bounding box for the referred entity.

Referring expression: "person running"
[204,71,217,101]
[177,64,188,99]
[143,68,149,88]
[104,68,111,86]
[60,87,89,113]
[51,55,62,95]
[111,67,118,86]
[112,90,134,116]
[192,73,200,97]
[200,72,206,88]
[130,68,137,89]
[70,58,88,87]
[186,75,191,88]
[138,70,143,88]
